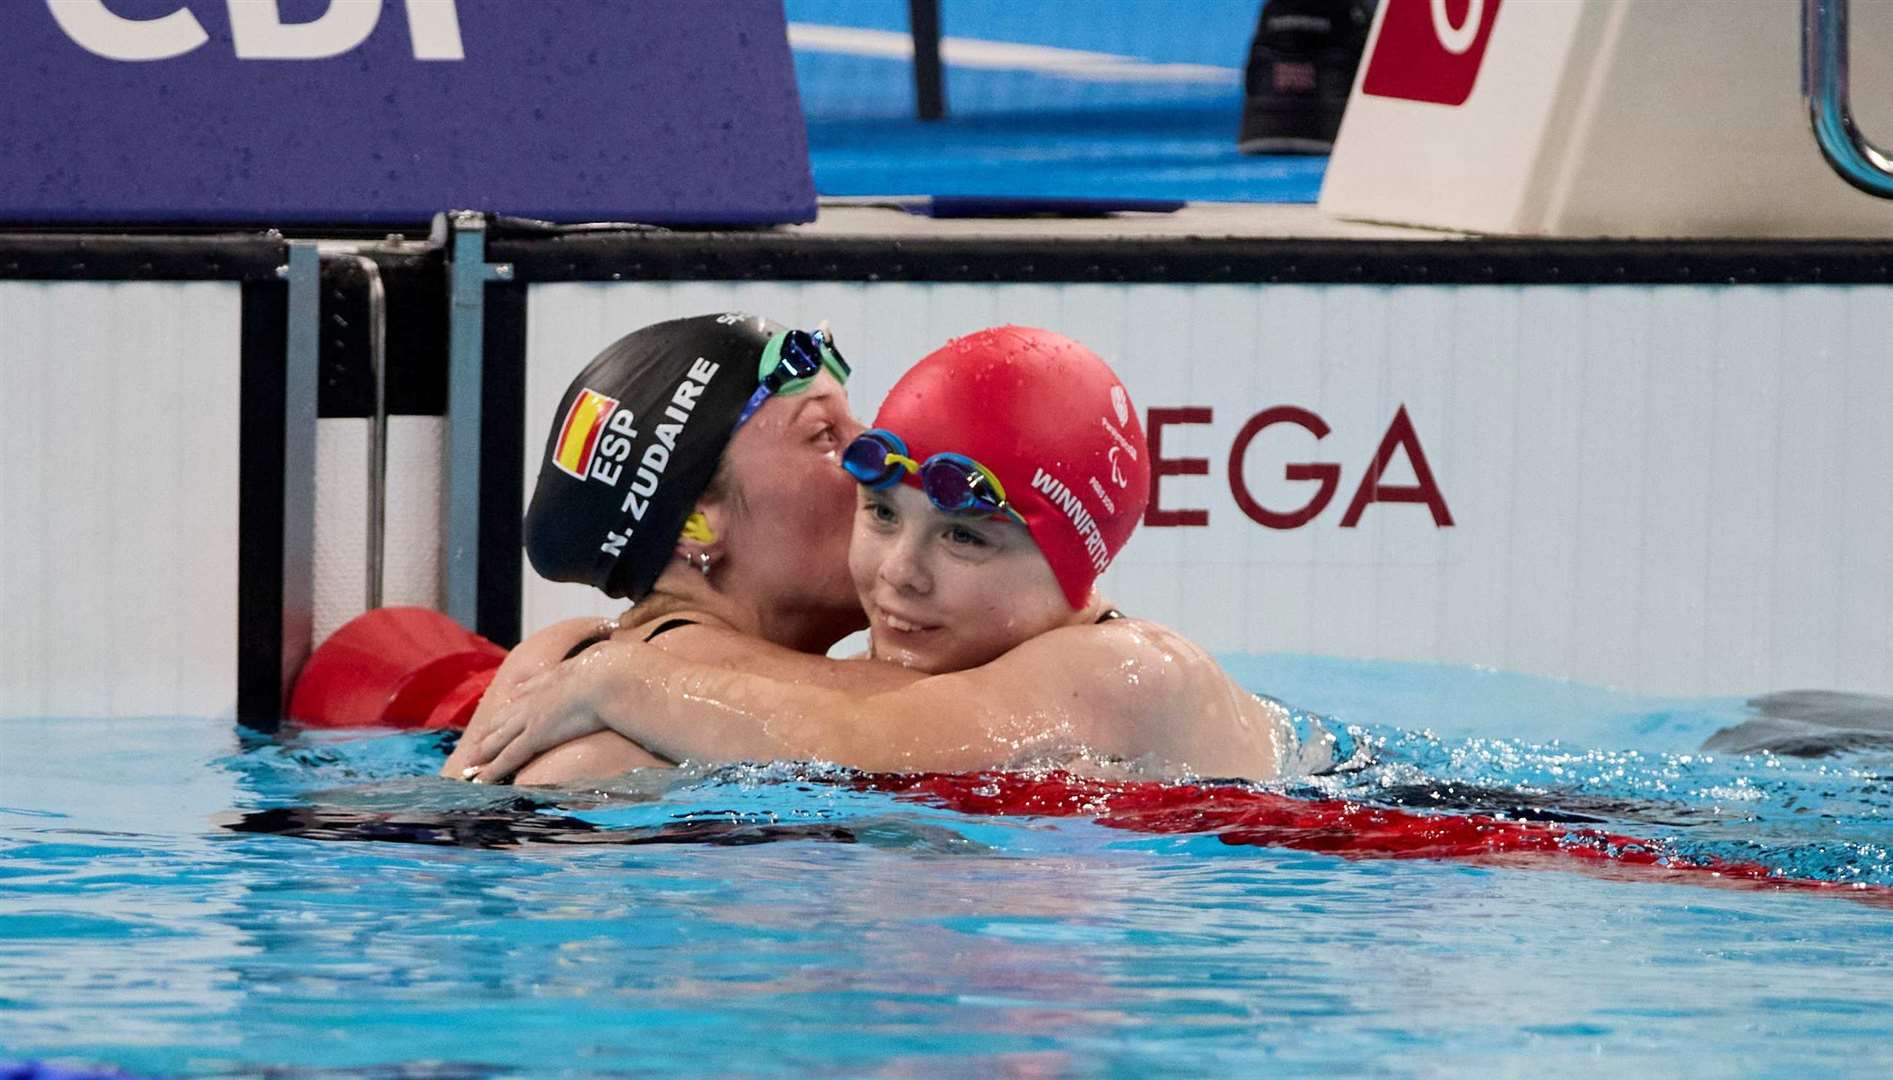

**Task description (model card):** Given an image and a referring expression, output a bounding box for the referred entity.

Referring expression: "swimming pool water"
[4,655,1892,1078]
[786,0,1328,203]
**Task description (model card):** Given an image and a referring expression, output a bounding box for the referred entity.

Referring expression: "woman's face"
[850,482,1076,673]
[720,371,864,617]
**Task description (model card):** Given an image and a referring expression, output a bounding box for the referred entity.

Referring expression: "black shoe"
[1237,0,1375,155]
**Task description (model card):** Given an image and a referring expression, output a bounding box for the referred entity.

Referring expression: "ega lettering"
[1145,404,1453,530]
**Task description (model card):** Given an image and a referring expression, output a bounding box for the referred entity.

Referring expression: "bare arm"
[469,624,925,784]
[632,625,924,693]
[441,617,604,778]
[471,623,1189,778]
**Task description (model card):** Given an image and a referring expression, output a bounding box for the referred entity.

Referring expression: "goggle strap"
[731,384,772,431]
[754,330,792,382]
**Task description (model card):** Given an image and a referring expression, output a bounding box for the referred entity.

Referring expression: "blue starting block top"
[1,0,815,227]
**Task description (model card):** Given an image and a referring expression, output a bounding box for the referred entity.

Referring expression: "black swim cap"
[524,314,776,601]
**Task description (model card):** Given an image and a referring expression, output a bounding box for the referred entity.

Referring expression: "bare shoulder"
[997,617,1208,693]
[490,617,607,690]
[985,617,1281,778]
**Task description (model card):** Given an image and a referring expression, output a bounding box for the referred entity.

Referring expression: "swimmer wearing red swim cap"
[467,326,1300,784]
[836,326,1148,673]
[864,324,1151,609]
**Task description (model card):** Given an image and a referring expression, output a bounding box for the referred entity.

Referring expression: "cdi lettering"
[47,0,465,61]
[1144,404,1453,529]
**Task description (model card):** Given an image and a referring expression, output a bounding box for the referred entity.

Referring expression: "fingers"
[470,711,529,767]
[477,734,538,785]
[456,709,531,784]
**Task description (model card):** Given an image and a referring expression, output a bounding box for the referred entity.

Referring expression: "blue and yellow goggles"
[842,428,1026,526]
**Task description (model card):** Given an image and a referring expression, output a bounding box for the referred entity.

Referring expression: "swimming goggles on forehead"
[732,325,852,430]
[842,428,1027,526]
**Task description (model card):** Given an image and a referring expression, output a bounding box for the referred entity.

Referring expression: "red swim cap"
[874,326,1149,608]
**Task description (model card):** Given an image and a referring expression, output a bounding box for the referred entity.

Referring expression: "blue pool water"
[785,0,1327,202]
[5,655,1893,1078]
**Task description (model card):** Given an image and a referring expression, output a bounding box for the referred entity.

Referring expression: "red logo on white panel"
[1361,0,1504,107]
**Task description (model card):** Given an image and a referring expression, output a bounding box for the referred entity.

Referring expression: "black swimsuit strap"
[642,617,699,642]
[559,617,700,661]
[560,632,611,662]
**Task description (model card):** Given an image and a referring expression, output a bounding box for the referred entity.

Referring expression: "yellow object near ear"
[680,512,717,544]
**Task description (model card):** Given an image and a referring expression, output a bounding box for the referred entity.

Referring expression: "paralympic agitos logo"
[1143,404,1452,529]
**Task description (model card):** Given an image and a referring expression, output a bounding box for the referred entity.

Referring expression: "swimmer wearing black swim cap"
[444,311,894,785]
[525,313,850,601]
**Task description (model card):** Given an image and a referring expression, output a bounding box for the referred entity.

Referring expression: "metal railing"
[1804,0,1893,198]
[324,254,390,610]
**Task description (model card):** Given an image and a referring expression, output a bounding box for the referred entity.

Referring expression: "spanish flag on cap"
[552,388,618,479]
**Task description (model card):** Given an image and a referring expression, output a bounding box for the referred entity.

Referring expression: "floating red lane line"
[862,772,1893,905]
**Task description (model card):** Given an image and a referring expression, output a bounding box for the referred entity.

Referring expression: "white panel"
[381,415,445,612]
[0,282,241,718]
[1568,287,1650,688]
[521,281,1893,698]
[310,416,443,650]
[1435,288,1519,670]
[843,281,936,418]
[314,417,370,646]
[1502,289,1584,679]
[1837,293,1893,690]
[0,283,50,713]
[1769,287,1847,690]
[1633,288,1716,693]
[1702,290,1784,691]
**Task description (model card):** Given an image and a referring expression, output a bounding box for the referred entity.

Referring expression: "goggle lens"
[923,455,1018,521]
[769,330,824,388]
[844,432,1023,524]
[733,325,852,432]
[920,457,979,513]
[842,430,907,489]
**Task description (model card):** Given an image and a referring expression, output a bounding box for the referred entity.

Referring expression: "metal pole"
[442,212,487,628]
[347,255,390,610]
[1803,0,1893,198]
[439,212,516,630]
[279,241,320,705]
[909,0,946,121]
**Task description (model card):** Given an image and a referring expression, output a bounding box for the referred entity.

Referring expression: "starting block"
[1321,0,1893,236]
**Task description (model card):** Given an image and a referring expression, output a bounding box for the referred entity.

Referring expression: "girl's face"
[850,482,1076,673]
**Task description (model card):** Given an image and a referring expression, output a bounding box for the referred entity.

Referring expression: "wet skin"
[851,483,1089,673]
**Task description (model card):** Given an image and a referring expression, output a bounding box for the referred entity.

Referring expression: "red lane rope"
[864,771,1893,905]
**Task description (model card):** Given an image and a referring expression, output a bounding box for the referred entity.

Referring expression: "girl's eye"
[866,500,897,525]
[810,424,837,447]
[946,525,988,547]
